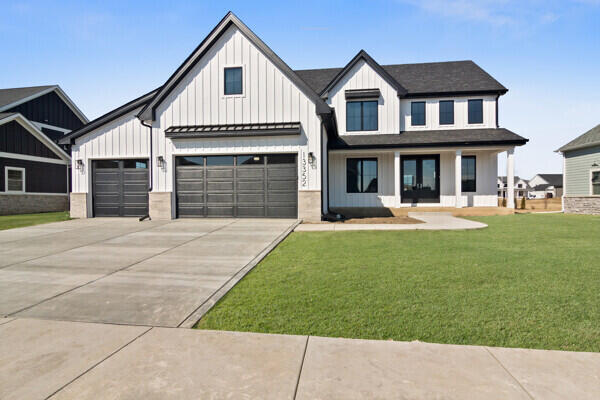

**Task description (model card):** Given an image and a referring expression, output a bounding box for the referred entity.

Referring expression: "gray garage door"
[176,154,297,218]
[92,159,149,217]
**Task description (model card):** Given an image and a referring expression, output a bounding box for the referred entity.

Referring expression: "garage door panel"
[267,180,297,191]
[177,168,204,179]
[178,207,205,217]
[237,180,264,191]
[206,169,233,179]
[207,193,233,203]
[177,181,204,192]
[94,194,120,205]
[268,192,297,202]
[207,206,234,217]
[207,181,233,191]
[237,207,266,217]
[268,167,296,178]
[94,171,120,182]
[237,193,264,203]
[237,168,264,179]
[267,206,297,218]
[177,193,204,203]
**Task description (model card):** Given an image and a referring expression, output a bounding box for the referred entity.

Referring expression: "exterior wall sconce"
[75,159,84,170]
[308,152,316,165]
[157,156,165,168]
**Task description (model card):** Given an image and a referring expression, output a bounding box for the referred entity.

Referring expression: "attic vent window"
[224,67,243,95]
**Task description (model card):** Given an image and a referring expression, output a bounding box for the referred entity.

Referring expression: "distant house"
[528,174,563,199]
[497,176,530,199]
[558,124,600,214]
[0,85,87,215]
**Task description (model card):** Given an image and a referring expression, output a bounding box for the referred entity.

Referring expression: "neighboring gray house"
[60,12,527,220]
[527,174,563,199]
[557,124,600,214]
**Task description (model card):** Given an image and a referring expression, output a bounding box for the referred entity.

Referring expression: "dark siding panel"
[0,157,67,193]
[7,91,84,130]
[0,121,60,159]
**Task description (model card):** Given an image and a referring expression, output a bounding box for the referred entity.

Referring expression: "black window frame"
[224,66,243,96]
[411,101,426,126]
[461,156,477,192]
[468,99,483,124]
[346,100,378,132]
[439,100,454,125]
[346,158,378,194]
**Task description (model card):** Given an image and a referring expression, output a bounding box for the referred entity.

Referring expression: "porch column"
[506,148,515,208]
[394,151,401,207]
[455,150,462,208]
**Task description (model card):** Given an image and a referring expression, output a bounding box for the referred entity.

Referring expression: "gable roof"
[534,174,563,187]
[59,88,159,145]
[138,12,331,121]
[557,124,600,153]
[0,112,71,162]
[316,50,408,98]
[295,60,507,98]
[0,85,88,124]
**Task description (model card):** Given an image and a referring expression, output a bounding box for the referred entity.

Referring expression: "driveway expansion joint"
[484,346,535,400]
[293,335,310,400]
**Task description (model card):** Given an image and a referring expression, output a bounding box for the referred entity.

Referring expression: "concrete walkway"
[295,212,487,231]
[1,317,598,399]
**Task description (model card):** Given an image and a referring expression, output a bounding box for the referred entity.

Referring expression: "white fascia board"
[0,113,71,162]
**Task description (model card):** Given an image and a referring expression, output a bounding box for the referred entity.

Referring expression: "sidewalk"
[296,212,487,231]
[1,317,599,399]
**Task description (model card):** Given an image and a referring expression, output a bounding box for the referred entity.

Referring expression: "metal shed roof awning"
[165,122,302,139]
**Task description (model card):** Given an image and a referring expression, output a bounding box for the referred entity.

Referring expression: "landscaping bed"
[197,214,600,352]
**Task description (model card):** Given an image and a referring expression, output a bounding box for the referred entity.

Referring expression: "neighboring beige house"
[557,124,600,214]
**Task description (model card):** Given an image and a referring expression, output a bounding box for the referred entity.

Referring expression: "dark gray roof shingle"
[294,61,507,96]
[330,128,527,149]
[558,124,600,152]
[536,174,563,187]
[0,85,55,109]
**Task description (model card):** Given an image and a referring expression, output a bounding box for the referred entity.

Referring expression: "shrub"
[502,198,507,207]
[521,196,526,209]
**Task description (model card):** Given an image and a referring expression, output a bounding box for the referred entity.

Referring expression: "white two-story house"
[61,12,528,221]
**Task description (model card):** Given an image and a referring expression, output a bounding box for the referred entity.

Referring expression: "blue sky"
[1,0,599,178]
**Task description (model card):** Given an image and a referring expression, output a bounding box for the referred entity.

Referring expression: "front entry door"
[401,155,440,203]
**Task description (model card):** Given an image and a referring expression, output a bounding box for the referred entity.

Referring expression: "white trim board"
[0,151,68,165]
[0,113,71,162]
[0,86,88,124]
[31,121,71,134]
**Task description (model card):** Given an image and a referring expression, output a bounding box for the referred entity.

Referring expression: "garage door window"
[238,155,264,165]
[176,156,204,166]
[267,154,296,164]
[123,160,148,169]
[95,160,119,168]
[206,156,234,166]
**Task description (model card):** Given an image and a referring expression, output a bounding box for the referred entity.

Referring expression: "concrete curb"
[178,219,302,328]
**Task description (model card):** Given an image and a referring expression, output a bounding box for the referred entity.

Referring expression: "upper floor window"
[347,158,378,193]
[468,99,483,124]
[439,100,454,125]
[411,102,426,126]
[592,170,600,195]
[5,167,25,193]
[346,101,377,131]
[224,67,243,95]
[461,156,476,192]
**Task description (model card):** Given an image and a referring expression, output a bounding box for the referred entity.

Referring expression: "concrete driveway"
[0,218,297,327]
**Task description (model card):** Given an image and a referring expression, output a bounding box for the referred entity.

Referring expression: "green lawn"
[0,211,70,231]
[197,214,600,352]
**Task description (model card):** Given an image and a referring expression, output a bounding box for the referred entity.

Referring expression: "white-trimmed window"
[224,66,243,96]
[5,167,25,193]
[591,169,600,195]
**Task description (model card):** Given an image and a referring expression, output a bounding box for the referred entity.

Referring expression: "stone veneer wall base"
[0,194,69,216]
[69,193,87,218]
[149,192,173,220]
[563,196,600,215]
[298,190,321,221]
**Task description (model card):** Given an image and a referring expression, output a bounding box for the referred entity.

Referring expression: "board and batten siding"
[71,106,150,193]
[152,25,322,193]
[329,150,498,208]
[401,95,497,131]
[564,145,600,196]
[327,59,400,135]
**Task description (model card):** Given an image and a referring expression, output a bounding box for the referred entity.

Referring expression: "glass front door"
[401,155,440,203]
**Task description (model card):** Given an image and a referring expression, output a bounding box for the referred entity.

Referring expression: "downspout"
[495,94,500,128]
[140,119,153,221]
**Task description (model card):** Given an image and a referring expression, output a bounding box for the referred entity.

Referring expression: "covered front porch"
[327,146,517,212]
